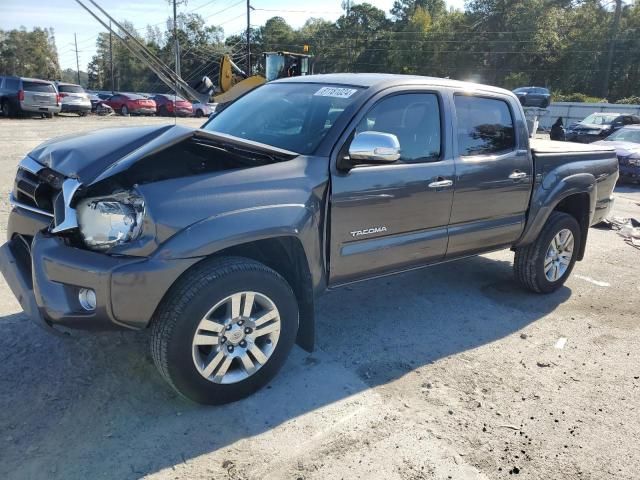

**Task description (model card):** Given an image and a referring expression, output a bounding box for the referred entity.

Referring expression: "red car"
[104,93,156,116]
[152,94,193,117]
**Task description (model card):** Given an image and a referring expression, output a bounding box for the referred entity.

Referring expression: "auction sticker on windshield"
[314,87,358,98]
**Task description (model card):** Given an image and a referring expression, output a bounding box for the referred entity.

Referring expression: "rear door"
[22,80,57,109]
[329,89,455,286]
[446,93,533,257]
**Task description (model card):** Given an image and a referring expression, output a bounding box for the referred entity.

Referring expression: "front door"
[329,91,455,286]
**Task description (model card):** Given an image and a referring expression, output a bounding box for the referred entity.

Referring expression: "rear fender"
[516,172,596,252]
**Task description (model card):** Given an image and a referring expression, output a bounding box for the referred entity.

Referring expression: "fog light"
[78,288,97,311]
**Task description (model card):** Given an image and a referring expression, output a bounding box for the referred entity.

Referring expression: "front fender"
[516,172,596,248]
[155,204,314,259]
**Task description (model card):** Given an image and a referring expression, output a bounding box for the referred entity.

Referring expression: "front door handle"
[508,170,528,180]
[428,178,453,188]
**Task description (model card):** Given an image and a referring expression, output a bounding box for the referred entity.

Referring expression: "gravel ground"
[0,115,638,480]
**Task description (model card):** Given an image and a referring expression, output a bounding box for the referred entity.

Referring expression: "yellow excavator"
[211,51,313,104]
[76,0,312,106]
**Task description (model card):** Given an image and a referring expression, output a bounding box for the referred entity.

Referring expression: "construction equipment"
[76,0,313,106]
[212,51,313,104]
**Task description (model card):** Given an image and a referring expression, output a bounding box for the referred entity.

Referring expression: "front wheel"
[151,257,299,404]
[121,105,129,116]
[514,212,581,293]
[195,109,204,118]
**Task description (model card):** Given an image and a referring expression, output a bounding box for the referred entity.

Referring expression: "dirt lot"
[0,115,639,480]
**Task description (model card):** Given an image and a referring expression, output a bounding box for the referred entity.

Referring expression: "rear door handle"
[508,170,528,180]
[428,178,453,188]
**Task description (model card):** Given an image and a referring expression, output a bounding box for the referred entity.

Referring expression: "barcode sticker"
[314,87,358,98]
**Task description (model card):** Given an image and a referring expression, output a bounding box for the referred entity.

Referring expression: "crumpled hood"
[27,124,182,183]
[594,140,640,157]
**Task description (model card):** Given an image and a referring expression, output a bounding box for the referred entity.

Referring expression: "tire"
[159,106,169,117]
[151,256,299,405]
[121,105,129,116]
[45,113,53,119]
[1,100,10,118]
[195,109,204,118]
[514,212,581,293]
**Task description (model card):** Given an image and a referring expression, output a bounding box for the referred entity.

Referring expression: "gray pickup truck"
[0,74,618,404]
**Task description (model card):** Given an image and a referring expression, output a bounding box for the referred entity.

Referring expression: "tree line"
[2,0,639,102]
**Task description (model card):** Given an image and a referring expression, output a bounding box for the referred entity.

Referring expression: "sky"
[0,0,466,71]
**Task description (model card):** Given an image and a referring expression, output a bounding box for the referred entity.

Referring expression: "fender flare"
[516,172,596,252]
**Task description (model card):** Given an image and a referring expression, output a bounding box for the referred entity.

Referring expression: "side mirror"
[348,131,401,165]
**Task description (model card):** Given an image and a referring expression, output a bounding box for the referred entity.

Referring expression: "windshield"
[203,83,363,154]
[582,113,618,125]
[605,128,640,144]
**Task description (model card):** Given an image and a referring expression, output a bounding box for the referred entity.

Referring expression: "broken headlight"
[76,191,145,251]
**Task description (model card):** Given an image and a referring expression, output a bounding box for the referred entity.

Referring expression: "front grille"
[13,167,63,215]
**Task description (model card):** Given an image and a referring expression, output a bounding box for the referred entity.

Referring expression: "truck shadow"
[0,254,570,479]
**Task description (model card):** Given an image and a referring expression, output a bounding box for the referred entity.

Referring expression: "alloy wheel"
[544,229,574,282]
[191,291,281,384]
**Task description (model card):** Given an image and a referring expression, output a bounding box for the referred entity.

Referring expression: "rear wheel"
[1,100,10,118]
[195,109,204,118]
[151,257,299,405]
[159,106,169,116]
[514,212,581,293]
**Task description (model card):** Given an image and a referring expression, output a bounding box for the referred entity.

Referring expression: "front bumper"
[132,108,156,115]
[0,207,200,332]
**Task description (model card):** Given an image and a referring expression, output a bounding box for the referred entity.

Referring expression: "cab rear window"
[58,85,84,93]
[23,81,56,93]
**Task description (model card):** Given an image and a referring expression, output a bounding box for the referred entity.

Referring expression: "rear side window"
[58,85,84,93]
[355,93,442,163]
[23,81,56,93]
[454,96,515,156]
[5,78,19,90]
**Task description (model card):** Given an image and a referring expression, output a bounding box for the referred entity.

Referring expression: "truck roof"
[274,73,514,96]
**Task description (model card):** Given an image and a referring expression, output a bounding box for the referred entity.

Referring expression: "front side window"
[204,83,363,154]
[354,93,441,163]
[454,95,515,156]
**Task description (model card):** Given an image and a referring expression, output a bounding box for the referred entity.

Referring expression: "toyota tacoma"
[0,74,618,404]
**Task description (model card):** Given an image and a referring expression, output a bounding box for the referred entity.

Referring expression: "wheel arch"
[154,236,316,352]
[516,172,596,261]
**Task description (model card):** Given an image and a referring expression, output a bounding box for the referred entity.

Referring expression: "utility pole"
[74,33,81,85]
[173,0,180,79]
[109,21,114,93]
[602,0,622,99]
[246,0,251,74]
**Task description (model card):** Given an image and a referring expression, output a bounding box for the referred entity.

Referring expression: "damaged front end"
[2,124,299,333]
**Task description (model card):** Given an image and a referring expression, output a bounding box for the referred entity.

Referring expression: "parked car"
[191,101,216,118]
[0,76,61,118]
[104,93,156,116]
[56,82,92,116]
[0,74,618,405]
[152,94,193,117]
[513,87,551,108]
[87,93,103,112]
[594,125,640,182]
[565,112,640,143]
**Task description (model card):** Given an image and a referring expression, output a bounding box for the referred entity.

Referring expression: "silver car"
[56,82,92,116]
[0,76,61,118]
